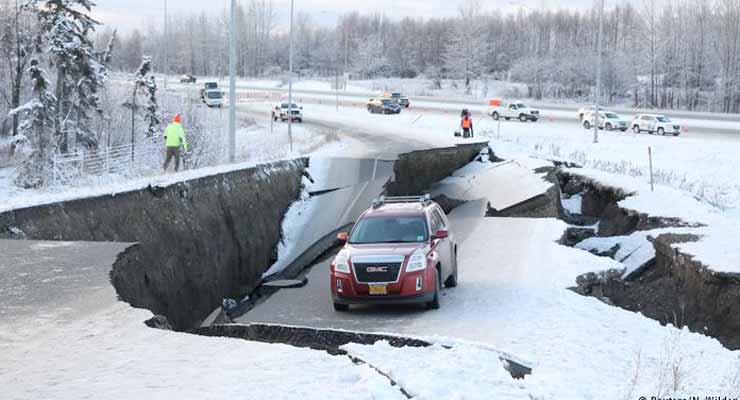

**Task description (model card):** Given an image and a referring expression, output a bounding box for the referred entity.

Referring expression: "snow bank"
[0,302,404,400]
[576,227,703,277]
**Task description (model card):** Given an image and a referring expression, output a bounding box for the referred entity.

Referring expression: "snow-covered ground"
[0,302,406,400]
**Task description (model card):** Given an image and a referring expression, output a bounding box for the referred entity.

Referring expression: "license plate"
[368,284,388,295]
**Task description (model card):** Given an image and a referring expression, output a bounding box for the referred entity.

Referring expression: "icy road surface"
[238,201,740,397]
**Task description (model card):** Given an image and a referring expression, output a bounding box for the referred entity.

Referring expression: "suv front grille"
[353,262,403,283]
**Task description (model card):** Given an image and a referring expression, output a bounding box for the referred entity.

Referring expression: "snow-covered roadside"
[563,167,740,275]
[253,99,740,212]
[0,112,347,214]
[0,301,405,400]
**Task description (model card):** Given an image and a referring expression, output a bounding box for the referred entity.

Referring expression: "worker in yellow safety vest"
[163,114,188,172]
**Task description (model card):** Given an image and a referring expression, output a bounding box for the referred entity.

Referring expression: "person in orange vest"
[461,110,474,138]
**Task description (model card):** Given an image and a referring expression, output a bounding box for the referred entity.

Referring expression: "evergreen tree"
[27,0,112,152]
[9,58,56,188]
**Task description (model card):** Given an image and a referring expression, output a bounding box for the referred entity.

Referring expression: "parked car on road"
[383,92,410,108]
[489,100,540,122]
[582,111,629,131]
[272,102,303,122]
[202,90,223,108]
[630,114,682,136]
[331,195,458,311]
[367,98,402,114]
[180,74,197,84]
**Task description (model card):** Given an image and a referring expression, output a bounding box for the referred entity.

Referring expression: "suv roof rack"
[372,194,432,209]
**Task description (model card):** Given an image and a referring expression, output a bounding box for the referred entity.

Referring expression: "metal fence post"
[648,146,654,192]
[105,146,110,176]
[52,153,57,186]
[79,149,85,177]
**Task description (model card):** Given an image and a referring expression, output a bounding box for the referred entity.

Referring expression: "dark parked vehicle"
[180,74,197,84]
[367,98,402,114]
[384,92,411,108]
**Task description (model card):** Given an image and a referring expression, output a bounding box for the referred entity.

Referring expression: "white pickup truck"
[489,101,540,122]
[272,102,303,123]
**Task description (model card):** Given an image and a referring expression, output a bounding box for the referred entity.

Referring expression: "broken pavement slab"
[431,158,558,217]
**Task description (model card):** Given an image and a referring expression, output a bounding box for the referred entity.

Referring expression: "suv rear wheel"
[491,111,500,121]
[658,127,665,135]
[633,125,640,134]
[583,120,591,130]
[519,114,528,122]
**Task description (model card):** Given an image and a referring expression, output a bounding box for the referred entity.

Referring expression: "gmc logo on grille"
[366,266,388,273]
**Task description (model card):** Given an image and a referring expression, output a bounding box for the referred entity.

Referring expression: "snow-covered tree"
[353,33,391,78]
[0,0,38,149]
[125,56,159,146]
[28,0,112,152]
[9,58,56,188]
[444,0,488,93]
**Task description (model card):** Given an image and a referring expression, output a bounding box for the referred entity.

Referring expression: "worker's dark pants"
[463,128,471,138]
[164,147,181,172]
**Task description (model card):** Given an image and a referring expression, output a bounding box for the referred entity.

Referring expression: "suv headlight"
[405,249,427,272]
[334,254,350,274]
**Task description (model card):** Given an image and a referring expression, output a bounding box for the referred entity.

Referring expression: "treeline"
[98,0,740,113]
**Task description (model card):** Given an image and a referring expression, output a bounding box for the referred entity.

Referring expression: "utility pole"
[594,0,604,144]
[163,0,168,121]
[287,0,294,153]
[344,28,349,92]
[228,0,237,162]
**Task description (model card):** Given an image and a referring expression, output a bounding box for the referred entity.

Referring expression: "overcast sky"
[92,0,597,33]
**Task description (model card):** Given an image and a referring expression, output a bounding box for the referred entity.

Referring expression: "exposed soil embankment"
[0,159,308,330]
[558,171,688,236]
[559,171,740,349]
[386,142,489,196]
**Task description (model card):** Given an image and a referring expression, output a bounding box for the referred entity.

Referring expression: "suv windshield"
[604,112,618,119]
[349,216,428,244]
[391,93,401,98]
[657,116,672,122]
[381,99,394,106]
[281,103,299,109]
[205,82,217,89]
[206,91,222,99]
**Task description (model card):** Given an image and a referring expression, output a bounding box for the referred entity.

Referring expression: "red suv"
[331,195,458,311]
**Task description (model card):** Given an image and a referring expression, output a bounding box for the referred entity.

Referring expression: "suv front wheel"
[633,125,640,134]
[427,268,441,309]
[444,251,458,288]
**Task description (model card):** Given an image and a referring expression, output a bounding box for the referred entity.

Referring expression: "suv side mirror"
[432,230,449,240]
[337,232,349,242]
